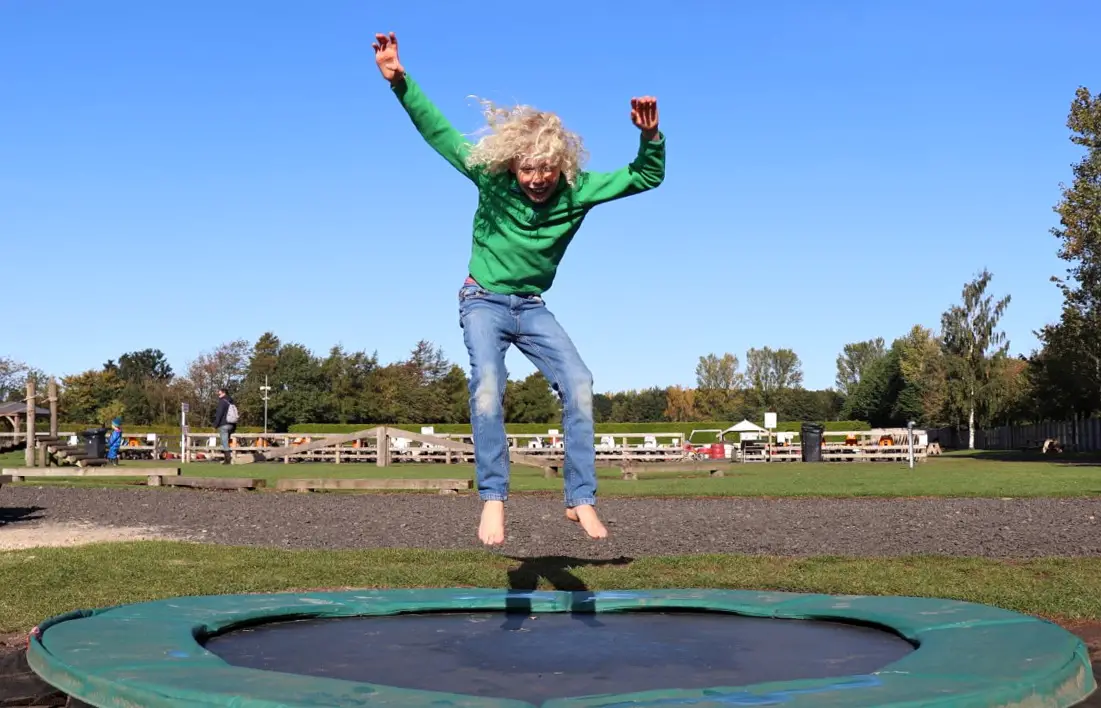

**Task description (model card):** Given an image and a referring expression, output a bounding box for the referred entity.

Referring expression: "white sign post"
[907,421,916,470]
[764,412,777,461]
[180,402,189,464]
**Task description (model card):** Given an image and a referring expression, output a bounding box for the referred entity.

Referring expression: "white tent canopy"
[722,419,768,435]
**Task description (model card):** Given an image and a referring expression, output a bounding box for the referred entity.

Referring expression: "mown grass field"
[4,449,1101,635]
[5,449,1101,497]
[1,544,1101,633]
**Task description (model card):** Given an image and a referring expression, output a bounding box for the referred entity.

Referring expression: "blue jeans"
[218,424,235,451]
[458,281,597,507]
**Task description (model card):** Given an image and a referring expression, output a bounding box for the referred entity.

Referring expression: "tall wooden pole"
[48,378,58,438]
[376,427,390,467]
[24,378,36,467]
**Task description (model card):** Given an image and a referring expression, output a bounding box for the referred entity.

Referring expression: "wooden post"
[48,378,58,438]
[377,427,390,467]
[24,379,36,467]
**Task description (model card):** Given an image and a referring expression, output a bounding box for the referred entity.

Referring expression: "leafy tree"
[1031,86,1101,423]
[835,338,886,397]
[1029,308,1097,422]
[1051,86,1101,316]
[592,393,614,423]
[316,345,378,424]
[840,349,900,427]
[504,372,560,424]
[436,365,471,423]
[407,340,450,384]
[694,353,743,419]
[782,388,844,423]
[745,346,803,413]
[117,349,172,383]
[367,363,422,423]
[608,388,668,422]
[267,343,326,431]
[896,325,950,427]
[664,385,699,422]
[0,357,43,404]
[940,269,1011,448]
[237,332,283,428]
[59,369,124,424]
[183,339,250,425]
[984,356,1032,427]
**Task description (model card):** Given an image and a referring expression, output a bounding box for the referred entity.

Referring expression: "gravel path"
[3,486,1101,558]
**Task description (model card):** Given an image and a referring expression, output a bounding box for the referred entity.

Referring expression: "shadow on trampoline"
[501,555,633,631]
[0,506,44,527]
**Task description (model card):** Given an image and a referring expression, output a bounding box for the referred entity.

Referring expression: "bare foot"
[565,505,608,539]
[479,501,505,546]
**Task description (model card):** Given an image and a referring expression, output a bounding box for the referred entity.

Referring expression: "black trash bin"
[800,423,825,462]
[81,428,108,459]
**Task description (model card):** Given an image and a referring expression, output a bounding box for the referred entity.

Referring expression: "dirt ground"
[0,520,181,551]
[3,485,1101,557]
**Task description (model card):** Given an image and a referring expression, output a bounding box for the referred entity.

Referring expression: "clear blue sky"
[2,0,1097,393]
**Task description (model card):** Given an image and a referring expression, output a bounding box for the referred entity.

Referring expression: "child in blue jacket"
[106,418,123,465]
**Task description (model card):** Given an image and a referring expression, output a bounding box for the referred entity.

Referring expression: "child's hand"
[372,32,405,84]
[631,97,659,140]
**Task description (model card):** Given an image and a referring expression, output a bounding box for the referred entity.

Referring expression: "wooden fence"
[928,418,1101,452]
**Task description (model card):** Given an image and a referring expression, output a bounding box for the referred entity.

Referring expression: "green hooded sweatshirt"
[391,75,666,295]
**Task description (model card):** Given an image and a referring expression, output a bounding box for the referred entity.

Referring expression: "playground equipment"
[26,588,1095,707]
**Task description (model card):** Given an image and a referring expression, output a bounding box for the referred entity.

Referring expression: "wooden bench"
[147,475,266,490]
[275,478,473,495]
[544,462,728,481]
[2,467,181,481]
[618,462,727,480]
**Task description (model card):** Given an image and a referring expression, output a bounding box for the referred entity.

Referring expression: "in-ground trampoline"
[26,588,1096,707]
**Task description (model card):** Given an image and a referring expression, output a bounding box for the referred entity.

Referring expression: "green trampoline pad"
[26,588,1097,707]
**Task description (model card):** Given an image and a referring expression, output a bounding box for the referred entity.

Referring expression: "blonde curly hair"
[464,99,588,187]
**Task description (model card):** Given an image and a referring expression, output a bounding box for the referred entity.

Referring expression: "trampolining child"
[372,31,665,546]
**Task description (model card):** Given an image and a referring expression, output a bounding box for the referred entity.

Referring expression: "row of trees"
[2,86,1097,441]
[822,85,1101,444]
[0,338,842,430]
[829,269,1024,446]
[0,288,1030,435]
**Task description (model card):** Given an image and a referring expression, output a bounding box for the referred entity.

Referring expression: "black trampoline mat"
[204,611,914,703]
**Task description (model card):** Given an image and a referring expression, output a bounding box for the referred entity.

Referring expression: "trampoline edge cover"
[26,588,1096,707]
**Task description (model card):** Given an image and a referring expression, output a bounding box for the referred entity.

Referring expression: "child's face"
[511,157,561,203]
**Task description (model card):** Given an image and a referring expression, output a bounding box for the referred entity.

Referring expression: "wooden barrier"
[766,445,922,463]
[2,467,181,480]
[543,462,729,480]
[618,462,728,480]
[147,476,266,490]
[275,478,473,494]
[245,426,547,470]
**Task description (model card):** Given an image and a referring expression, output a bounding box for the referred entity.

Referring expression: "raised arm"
[574,96,665,206]
[373,32,477,181]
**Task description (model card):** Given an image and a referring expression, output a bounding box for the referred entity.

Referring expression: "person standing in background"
[212,388,239,465]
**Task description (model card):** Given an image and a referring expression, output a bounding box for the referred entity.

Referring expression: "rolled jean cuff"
[566,497,596,508]
[479,492,508,502]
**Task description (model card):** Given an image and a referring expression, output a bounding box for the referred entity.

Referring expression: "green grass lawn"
[5,450,1101,497]
[1,543,1101,633]
[5,449,1101,637]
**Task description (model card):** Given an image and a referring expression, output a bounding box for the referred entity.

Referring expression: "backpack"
[226,403,240,424]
